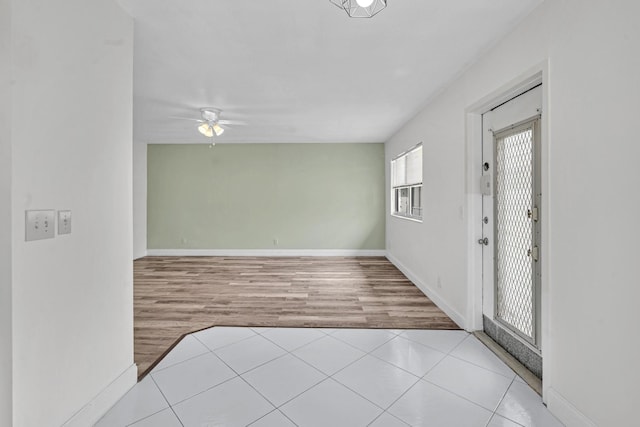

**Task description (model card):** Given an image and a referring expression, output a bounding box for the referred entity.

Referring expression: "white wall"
[0,0,13,424]
[386,0,640,425]
[10,1,135,426]
[133,141,147,259]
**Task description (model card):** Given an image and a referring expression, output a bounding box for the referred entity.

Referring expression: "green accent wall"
[147,143,385,249]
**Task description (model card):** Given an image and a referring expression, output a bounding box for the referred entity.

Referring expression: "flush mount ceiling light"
[330,0,387,18]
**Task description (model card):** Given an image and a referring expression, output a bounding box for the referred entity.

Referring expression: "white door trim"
[464,59,551,401]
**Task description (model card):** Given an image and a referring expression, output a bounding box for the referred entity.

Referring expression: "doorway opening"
[479,84,543,378]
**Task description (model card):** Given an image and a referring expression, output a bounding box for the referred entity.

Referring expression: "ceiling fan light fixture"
[198,122,214,138]
[212,123,225,136]
[330,0,387,18]
[356,0,374,7]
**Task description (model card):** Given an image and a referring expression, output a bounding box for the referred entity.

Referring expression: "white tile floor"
[96,327,564,427]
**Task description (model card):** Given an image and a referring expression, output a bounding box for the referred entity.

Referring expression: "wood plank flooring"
[134,256,459,378]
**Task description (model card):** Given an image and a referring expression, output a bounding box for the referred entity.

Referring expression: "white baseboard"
[546,387,597,427]
[385,252,465,328]
[63,364,137,427]
[146,249,387,257]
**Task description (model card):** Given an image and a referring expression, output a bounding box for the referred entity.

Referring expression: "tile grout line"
[273,408,300,427]
[398,331,468,356]
[246,408,300,427]
[270,376,333,414]
[401,332,502,417]
[248,331,364,414]
[241,359,328,413]
[320,331,426,416]
[259,329,328,356]
[447,352,517,380]
[148,375,185,427]
[374,378,425,426]
[150,330,258,409]
[368,410,412,427]
[330,330,398,359]
[201,331,362,427]
[358,332,428,413]
[318,339,384,378]
[151,332,259,408]
[446,331,472,355]
[485,376,517,427]
[366,336,447,378]
[207,345,278,404]
[426,333,522,417]
[192,328,260,354]
[122,406,174,427]
[209,332,294,376]
[449,334,518,379]
[204,343,284,425]
[368,334,450,416]
[287,339,366,376]
[308,329,449,418]
[138,327,523,427]
[164,327,331,417]
[267,328,409,420]
[421,377,501,416]
[150,347,213,375]
[490,379,529,427]
[365,409,411,427]
[165,373,240,407]
[314,376,388,420]
[410,333,520,417]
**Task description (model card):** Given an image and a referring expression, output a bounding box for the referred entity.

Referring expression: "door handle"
[478,237,489,246]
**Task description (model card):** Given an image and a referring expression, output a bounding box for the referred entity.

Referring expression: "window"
[391,144,422,220]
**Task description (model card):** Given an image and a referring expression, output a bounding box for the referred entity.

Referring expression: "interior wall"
[133,141,147,259]
[385,0,640,425]
[0,0,13,424]
[10,1,135,426]
[148,143,385,251]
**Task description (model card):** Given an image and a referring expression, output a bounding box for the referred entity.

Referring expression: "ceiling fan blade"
[218,120,247,125]
[168,116,204,123]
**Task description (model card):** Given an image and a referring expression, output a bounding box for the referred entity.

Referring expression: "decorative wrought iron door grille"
[494,122,536,341]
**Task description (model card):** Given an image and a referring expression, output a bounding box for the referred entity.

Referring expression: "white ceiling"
[119,0,543,144]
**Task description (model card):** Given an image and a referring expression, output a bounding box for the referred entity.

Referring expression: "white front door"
[481,85,542,348]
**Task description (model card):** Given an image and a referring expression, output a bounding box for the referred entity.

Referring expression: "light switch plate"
[58,210,72,235]
[25,210,55,241]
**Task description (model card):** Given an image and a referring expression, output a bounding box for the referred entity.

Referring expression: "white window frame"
[391,144,423,222]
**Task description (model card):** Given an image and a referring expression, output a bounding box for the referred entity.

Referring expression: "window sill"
[391,214,423,223]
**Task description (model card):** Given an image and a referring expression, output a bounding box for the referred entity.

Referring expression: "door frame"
[464,60,551,401]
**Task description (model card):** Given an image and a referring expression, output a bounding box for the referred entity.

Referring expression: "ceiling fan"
[170,108,245,140]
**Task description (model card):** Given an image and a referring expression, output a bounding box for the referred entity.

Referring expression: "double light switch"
[25,210,72,241]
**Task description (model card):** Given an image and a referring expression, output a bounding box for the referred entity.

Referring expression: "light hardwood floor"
[134,256,459,378]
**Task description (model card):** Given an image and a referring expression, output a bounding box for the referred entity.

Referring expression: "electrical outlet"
[25,210,55,241]
[58,210,72,235]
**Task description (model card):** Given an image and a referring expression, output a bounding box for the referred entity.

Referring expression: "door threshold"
[473,331,542,396]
